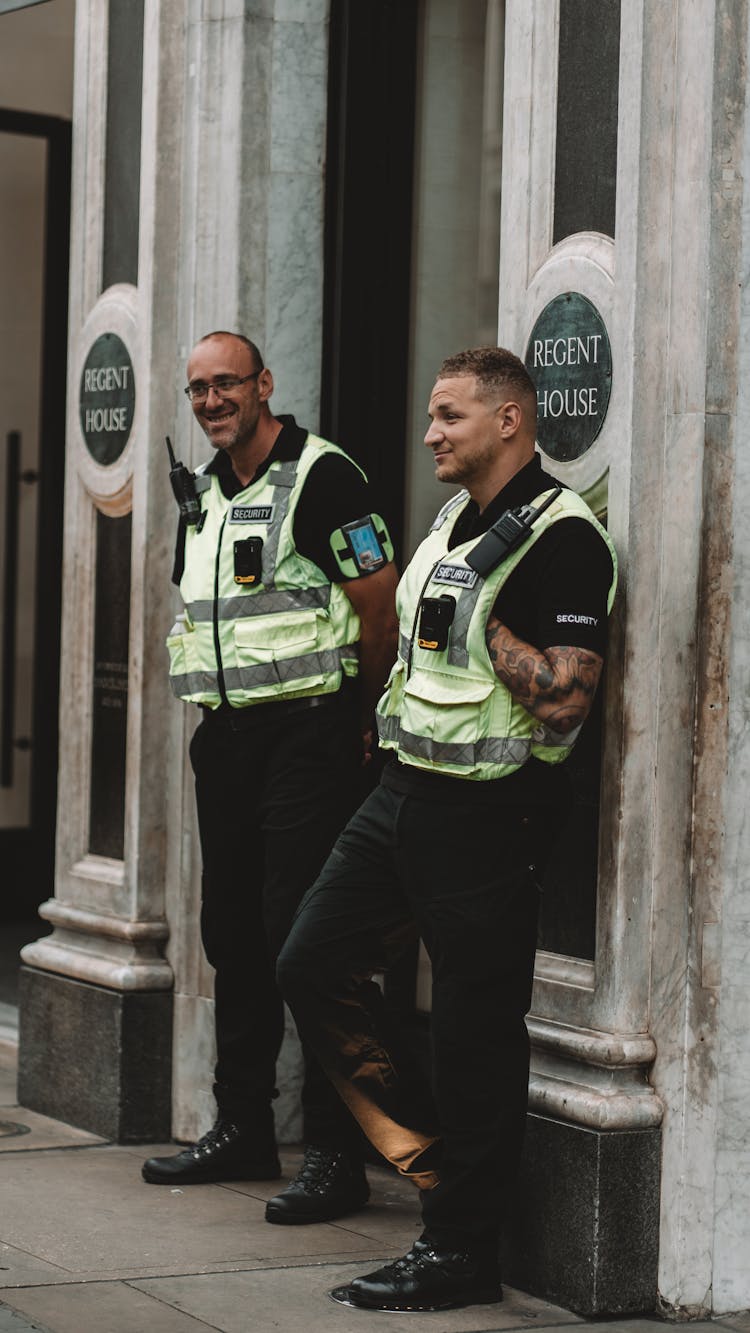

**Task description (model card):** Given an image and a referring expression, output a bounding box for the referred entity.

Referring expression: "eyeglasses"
[184,371,261,404]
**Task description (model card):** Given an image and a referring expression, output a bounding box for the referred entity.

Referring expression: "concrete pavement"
[0,1046,745,1333]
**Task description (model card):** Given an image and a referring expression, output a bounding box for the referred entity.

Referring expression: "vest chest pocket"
[402,670,499,745]
[166,619,206,698]
[376,659,405,721]
[233,609,333,691]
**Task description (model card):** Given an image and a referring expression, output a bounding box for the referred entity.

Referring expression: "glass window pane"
[89,511,131,860]
[553,0,620,244]
[102,0,144,289]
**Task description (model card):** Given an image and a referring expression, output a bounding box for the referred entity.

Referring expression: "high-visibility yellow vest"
[376,487,617,780]
[167,435,362,709]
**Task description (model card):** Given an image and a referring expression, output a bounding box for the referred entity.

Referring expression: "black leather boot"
[141,1118,280,1185]
[264,1146,369,1224]
[330,1236,503,1311]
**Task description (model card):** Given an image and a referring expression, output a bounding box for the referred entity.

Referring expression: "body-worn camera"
[234,536,264,586]
[418,595,456,651]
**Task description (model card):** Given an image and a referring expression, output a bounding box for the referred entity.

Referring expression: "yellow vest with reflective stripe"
[167,436,362,709]
[376,487,617,780]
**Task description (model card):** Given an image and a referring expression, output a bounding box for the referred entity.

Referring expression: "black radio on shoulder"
[234,536,263,586]
[466,485,562,577]
[418,595,456,651]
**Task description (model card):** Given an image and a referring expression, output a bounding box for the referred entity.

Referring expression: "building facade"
[4,0,750,1317]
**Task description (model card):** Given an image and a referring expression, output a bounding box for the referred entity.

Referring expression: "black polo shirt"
[172,416,389,585]
[381,454,614,806]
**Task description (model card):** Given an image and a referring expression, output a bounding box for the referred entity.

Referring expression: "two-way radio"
[165,436,202,527]
[465,485,563,578]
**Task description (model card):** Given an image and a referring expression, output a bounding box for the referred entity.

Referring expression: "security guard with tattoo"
[277,346,617,1310]
[142,332,399,1226]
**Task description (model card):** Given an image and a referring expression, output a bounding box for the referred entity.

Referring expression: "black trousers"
[278,780,549,1247]
[191,690,365,1148]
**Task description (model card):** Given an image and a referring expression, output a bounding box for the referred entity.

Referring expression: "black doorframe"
[0,108,71,916]
[320,0,420,565]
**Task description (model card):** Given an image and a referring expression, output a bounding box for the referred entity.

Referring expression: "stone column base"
[17,966,172,1142]
[503,1112,661,1316]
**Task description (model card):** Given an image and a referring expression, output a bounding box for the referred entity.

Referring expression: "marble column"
[706,0,750,1310]
[18,0,186,1140]
[494,0,750,1315]
[18,0,331,1146]
[166,0,330,1146]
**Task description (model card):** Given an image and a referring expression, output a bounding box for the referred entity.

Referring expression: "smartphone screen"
[345,518,385,572]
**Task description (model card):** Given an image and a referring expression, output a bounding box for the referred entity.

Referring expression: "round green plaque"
[80,333,135,465]
[525,293,612,462]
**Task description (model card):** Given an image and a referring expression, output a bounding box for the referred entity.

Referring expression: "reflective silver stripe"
[263,461,299,589]
[171,645,357,699]
[170,670,219,698]
[268,462,298,488]
[186,586,331,623]
[445,575,484,669]
[224,645,356,691]
[375,714,532,767]
[398,632,410,661]
[429,490,469,531]
[375,713,398,742]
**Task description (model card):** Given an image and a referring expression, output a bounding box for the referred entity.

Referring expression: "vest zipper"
[214,513,229,705]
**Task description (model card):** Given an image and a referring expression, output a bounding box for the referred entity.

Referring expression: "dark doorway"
[320,0,419,565]
[319,1,421,1036]
[0,109,71,998]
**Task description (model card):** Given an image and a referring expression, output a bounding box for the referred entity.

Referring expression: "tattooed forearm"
[484,616,603,733]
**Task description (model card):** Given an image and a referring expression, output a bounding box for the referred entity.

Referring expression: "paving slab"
[582,1326,703,1333]
[0,1248,417,1292]
[4,1047,732,1333]
[131,1262,584,1333]
[2,1283,212,1333]
[0,1243,73,1292]
[0,1105,105,1153]
[223,1150,424,1252]
[0,1301,53,1333]
[0,1145,401,1282]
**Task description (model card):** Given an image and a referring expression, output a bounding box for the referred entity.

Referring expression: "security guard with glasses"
[277,346,617,1312]
[142,331,399,1225]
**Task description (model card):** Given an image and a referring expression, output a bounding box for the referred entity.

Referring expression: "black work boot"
[264,1145,369,1224]
[329,1236,503,1311]
[141,1118,280,1185]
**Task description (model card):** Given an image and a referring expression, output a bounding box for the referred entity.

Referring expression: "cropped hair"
[197,331,265,372]
[437,346,537,417]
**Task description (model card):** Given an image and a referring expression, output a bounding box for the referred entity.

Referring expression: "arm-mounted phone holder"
[330,514,394,578]
[465,486,562,578]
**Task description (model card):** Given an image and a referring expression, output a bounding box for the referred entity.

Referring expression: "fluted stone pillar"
[18,0,330,1146]
[18,0,185,1141]
[499,0,750,1315]
[167,0,330,1144]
